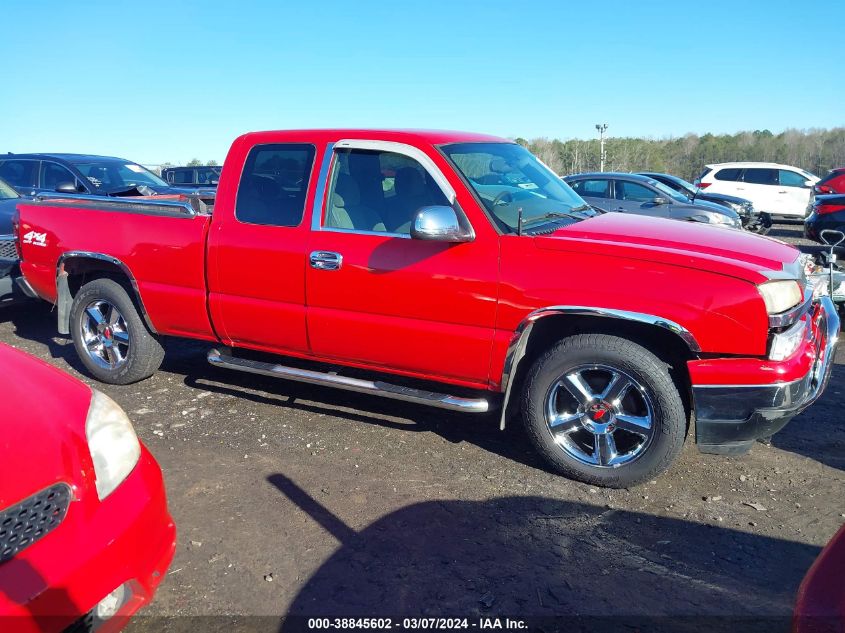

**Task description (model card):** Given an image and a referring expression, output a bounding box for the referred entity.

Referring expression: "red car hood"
[0,344,94,508]
[540,213,799,284]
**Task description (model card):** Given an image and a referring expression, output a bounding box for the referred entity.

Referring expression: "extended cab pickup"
[14,130,841,487]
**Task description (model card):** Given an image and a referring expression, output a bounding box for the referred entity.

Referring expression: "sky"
[1,0,843,165]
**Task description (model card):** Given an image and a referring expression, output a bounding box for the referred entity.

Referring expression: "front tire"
[70,278,164,385]
[522,333,686,488]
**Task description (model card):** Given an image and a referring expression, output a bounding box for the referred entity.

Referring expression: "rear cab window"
[235,144,316,227]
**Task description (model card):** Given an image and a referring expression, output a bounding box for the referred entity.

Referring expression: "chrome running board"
[207,349,492,413]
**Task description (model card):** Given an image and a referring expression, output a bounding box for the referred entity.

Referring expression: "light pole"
[595,123,608,172]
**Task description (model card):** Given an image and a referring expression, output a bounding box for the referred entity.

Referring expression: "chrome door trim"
[333,139,457,204]
[310,142,336,231]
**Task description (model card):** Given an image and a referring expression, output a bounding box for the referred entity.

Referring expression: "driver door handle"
[310,251,343,271]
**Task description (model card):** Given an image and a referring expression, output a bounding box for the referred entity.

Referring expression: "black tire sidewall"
[70,278,161,385]
[522,334,686,488]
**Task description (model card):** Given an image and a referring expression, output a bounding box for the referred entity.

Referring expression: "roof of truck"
[236,129,511,145]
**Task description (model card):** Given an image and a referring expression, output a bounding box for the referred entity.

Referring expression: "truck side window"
[236,143,316,227]
[324,149,449,234]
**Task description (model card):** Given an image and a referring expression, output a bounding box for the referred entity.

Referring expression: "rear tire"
[70,278,164,385]
[521,333,686,488]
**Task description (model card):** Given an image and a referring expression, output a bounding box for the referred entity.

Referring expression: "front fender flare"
[498,306,701,430]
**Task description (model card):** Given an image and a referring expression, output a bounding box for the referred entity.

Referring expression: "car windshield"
[441,142,598,232]
[649,179,689,203]
[0,178,18,199]
[72,160,168,192]
[659,174,697,197]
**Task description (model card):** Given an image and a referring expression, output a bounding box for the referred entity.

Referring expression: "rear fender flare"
[56,251,156,335]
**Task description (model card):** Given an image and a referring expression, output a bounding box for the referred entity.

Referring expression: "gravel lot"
[2,221,843,631]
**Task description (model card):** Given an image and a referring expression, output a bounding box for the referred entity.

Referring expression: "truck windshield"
[73,160,168,192]
[441,143,598,232]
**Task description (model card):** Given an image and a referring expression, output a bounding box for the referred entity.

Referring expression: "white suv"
[695,162,819,218]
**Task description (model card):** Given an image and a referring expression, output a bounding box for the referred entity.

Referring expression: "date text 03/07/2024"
[306,617,528,629]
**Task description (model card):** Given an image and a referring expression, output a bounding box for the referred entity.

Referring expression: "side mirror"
[55,181,80,194]
[804,180,815,188]
[410,206,473,243]
[651,197,669,205]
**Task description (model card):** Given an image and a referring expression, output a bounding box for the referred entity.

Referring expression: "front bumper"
[745,211,772,234]
[0,446,176,633]
[691,296,840,455]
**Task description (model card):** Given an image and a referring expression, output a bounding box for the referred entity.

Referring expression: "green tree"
[186,158,202,167]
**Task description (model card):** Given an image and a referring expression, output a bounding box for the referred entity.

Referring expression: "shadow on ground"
[128,475,818,633]
[275,475,814,631]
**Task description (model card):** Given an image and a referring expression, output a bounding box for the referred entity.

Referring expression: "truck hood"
[0,344,94,508]
[540,213,799,284]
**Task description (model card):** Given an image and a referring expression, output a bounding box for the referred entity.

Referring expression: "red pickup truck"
[14,129,840,487]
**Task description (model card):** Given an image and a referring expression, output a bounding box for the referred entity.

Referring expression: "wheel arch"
[499,306,700,430]
[56,251,156,335]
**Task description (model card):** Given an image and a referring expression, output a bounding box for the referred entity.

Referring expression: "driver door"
[305,142,499,386]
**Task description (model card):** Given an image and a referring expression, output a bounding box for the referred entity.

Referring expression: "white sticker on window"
[125,164,145,173]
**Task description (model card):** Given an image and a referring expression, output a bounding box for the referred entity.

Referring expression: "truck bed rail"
[30,193,211,218]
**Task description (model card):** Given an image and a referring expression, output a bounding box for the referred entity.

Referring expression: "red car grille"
[0,483,72,563]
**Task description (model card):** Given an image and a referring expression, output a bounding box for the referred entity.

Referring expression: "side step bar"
[207,349,493,413]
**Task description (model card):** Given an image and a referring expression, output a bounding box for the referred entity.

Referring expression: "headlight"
[728,202,745,215]
[770,318,807,361]
[86,390,140,500]
[758,280,803,314]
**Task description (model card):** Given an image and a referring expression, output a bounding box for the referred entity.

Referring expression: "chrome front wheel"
[522,334,686,488]
[80,300,131,370]
[545,364,655,468]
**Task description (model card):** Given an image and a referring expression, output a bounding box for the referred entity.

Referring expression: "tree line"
[516,128,845,181]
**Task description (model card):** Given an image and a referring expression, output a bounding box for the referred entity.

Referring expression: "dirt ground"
[2,221,843,632]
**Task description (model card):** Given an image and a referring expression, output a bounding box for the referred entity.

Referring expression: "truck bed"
[16,194,217,340]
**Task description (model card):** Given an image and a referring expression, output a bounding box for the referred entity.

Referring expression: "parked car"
[813,167,845,196]
[0,176,25,306]
[805,194,845,244]
[0,342,175,632]
[161,165,221,188]
[695,162,819,218]
[564,172,742,228]
[0,153,213,198]
[793,523,845,633]
[637,171,770,233]
[15,129,839,488]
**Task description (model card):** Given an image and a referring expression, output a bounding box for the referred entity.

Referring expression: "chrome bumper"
[693,296,840,454]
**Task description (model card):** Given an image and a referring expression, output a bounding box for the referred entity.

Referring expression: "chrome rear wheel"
[80,299,131,370]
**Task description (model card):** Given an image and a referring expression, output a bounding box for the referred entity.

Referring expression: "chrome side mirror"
[410,206,473,242]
